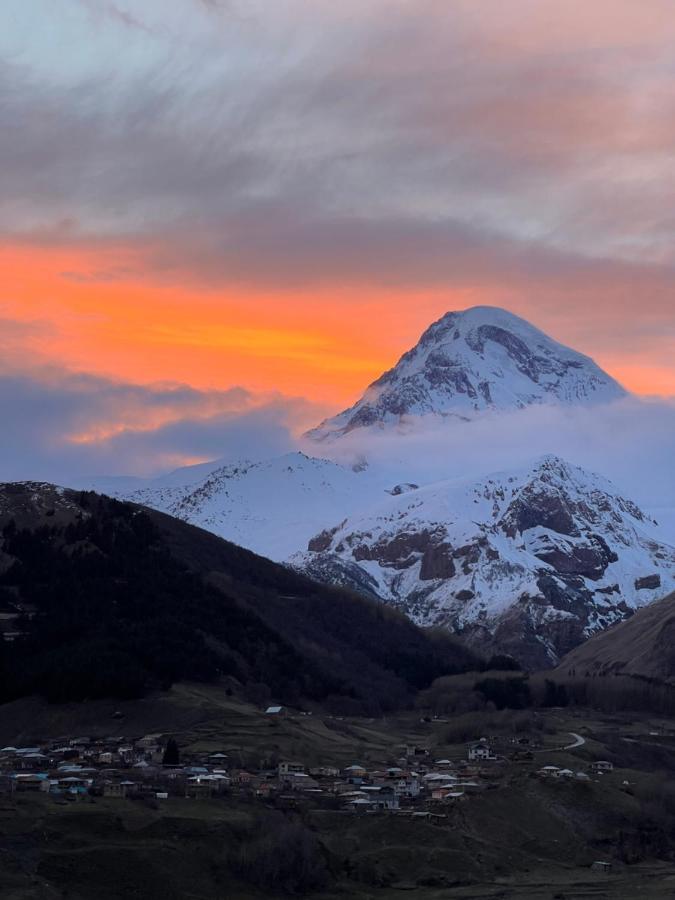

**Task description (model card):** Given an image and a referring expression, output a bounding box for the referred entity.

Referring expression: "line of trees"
[418,666,675,718]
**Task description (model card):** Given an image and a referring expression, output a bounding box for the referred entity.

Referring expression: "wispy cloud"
[5,0,675,267]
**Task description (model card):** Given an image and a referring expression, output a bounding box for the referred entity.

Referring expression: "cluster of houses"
[0,736,232,802]
[314,757,494,811]
[0,731,615,812]
[535,760,614,782]
[0,735,511,812]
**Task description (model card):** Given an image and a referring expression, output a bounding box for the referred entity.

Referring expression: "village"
[0,707,617,816]
[4,696,670,896]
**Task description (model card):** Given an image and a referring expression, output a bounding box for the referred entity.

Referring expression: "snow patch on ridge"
[103,451,386,560]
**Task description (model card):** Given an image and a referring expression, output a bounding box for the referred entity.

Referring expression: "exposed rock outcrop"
[293,456,675,667]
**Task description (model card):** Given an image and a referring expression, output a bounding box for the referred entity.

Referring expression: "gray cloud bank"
[5,1,675,278]
[0,366,317,483]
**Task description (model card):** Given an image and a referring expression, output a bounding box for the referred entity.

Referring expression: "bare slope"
[556,591,675,680]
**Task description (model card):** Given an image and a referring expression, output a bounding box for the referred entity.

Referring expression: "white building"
[467,741,495,761]
[278,761,305,776]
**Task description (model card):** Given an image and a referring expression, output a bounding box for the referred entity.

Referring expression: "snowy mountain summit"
[308,306,626,440]
[293,455,675,667]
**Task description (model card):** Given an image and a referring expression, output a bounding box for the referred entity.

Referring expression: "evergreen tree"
[162,738,180,766]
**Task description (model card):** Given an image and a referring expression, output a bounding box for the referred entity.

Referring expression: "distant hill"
[556,591,675,681]
[0,483,480,710]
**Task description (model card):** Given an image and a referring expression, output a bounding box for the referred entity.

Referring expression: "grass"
[5,687,675,897]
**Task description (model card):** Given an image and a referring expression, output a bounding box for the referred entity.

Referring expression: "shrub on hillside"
[474,676,531,710]
[229,819,329,894]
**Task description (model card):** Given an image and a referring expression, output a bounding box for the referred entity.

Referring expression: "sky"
[3,0,675,481]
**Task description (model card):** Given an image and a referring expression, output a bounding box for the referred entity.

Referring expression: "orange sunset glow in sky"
[3,0,675,480]
[5,238,675,405]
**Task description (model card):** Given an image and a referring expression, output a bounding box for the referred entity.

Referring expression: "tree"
[486,654,521,672]
[474,676,531,710]
[542,679,569,708]
[162,738,180,766]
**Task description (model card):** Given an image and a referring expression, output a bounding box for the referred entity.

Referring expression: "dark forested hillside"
[0,483,480,710]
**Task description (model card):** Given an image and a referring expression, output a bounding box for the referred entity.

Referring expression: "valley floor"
[3,685,675,898]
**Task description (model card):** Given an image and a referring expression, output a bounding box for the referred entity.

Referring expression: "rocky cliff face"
[291,456,675,667]
[308,306,626,441]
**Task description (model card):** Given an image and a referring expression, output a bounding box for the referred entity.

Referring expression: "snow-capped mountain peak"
[307,306,626,440]
[292,454,675,667]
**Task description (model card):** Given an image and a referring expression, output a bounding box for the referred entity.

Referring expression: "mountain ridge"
[291,454,675,667]
[110,451,377,560]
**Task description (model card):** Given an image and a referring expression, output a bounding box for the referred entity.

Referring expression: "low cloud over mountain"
[0,364,320,483]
